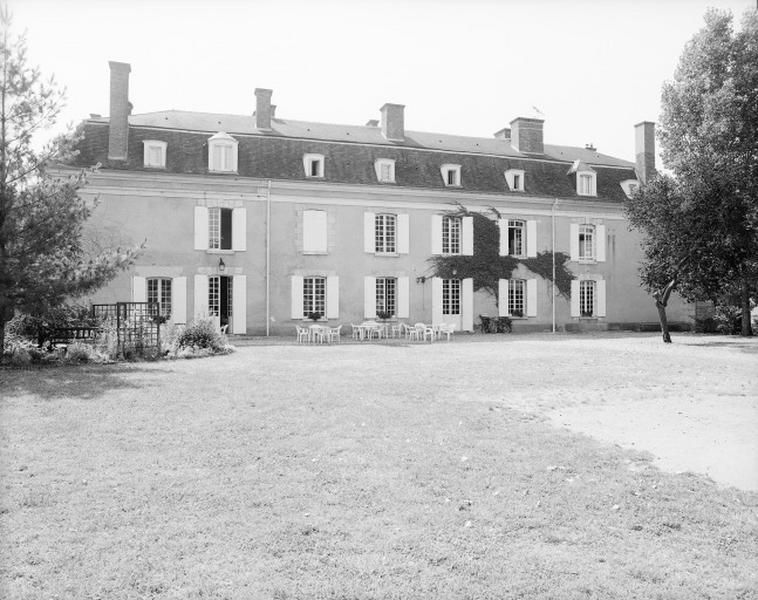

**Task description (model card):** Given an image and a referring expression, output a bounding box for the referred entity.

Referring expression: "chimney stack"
[510,117,544,154]
[107,61,131,161]
[634,121,656,184]
[255,88,273,130]
[380,103,405,142]
[493,127,511,140]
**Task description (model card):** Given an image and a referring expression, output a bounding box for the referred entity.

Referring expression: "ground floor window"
[303,276,326,318]
[147,277,172,318]
[376,277,396,317]
[209,276,233,325]
[508,279,525,317]
[442,278,461,315]
[580,279,595,317]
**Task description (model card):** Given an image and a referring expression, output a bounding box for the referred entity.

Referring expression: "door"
[208,275,233,330]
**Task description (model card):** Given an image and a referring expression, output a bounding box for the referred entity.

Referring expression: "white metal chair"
[295,325,309,343]
[328,324,342,343]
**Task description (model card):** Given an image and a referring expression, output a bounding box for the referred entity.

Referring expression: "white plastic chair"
[415,322,435,342]
[437,323,456,341]
[328,324,342,343]
[295,325,309,343]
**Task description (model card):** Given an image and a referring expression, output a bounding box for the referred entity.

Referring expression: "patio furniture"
[327,324,342,343]
[350,323,363,340]
[361,320,383,340]
[436,322,456,341]
[295,325,310,343]
[391,322,405,338]
[309,324,328,343]
[403,322,420,341]
[415,322,435,342]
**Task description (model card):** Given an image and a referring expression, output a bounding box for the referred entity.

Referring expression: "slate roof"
[77,111,638,203]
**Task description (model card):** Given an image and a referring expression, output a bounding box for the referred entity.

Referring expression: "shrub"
[64,342,106,364]
[176,319,225,351]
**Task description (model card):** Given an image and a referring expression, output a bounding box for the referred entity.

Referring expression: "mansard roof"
[77,111,638,203]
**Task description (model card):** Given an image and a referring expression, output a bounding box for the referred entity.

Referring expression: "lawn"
[1,334,757,599]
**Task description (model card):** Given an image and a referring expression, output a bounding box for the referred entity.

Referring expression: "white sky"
[7,0,756,165]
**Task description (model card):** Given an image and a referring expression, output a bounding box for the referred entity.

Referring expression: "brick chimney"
[510,117,544,154]
[380,103,404,142]
[255,88,273,130]
[107,61,131,161]
[634,121,656,184]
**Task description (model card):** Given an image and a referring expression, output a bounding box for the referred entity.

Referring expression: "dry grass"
[1,334,757,599]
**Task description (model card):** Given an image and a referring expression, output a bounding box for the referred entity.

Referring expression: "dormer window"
[303,153,325,178]
[505,169,525,192]
[441,164,461,187]
[620,179,640,199]
[143,140,167,169]
[374,158,396,183]
[577,171,597,196]
[208,132,238,173]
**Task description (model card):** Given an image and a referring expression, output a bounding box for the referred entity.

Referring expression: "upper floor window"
[209,207,233,250]
[505,169,525,192]
[143,140,167,168]
[147,277,172,318]
[303,153,325,178]
[441,163,461,187]
[375,158,396,183]
[578,224,595,261]
[375,213,397,254]
[303,209,328,254]
[507,220,525,256]
[577,171,597,196]
[208,132,238,173]
[442,216,461,255]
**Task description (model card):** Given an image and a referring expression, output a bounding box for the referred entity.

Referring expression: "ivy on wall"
[429,207,573,303]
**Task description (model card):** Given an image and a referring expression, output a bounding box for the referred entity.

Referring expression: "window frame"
[303,153,325,178]
[374,213,397,254]
[507,219,525,257]
[508,279,526,318]
[208,206,234,251]
[147,277,172,318]
[142,140,167,169]
[504,169,525,192]
[578,224,596,262]
[303,276,327,318]
[441,215,462,255]
[442,278,462,315]
[577,171,597,196]
[207,132,238,173]
[440,163,461,187]
[579,279,596,317]
[375,277,397,317]
[374,158,396,183]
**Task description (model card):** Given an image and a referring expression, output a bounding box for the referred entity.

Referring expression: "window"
[208,276,233,320]
[442,216,461,255]
[375,214,397,254]
[508,220,525,256]
[143,140,167,168]
[580,280,595,317]
[375,159,396,183]
[303,276,326,317]
[577,171,597,196]
[442,279,461,315]
[303,153,325,178]
[376,277,397,317]
[209,207,233,250]
[505,169,525,192]
[508,279,525,317]
[208,132,238,172]
[303,209,328,254]
[147,277,172,318]
[578,224,595,261]
[441,164,461,187]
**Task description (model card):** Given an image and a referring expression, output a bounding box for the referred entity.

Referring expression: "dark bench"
[45,327,101,348]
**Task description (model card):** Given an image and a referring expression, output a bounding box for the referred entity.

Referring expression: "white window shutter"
[570,223,579,261]
[363,276,377,318]
[133,276,147,302]
[570,279,580,317]
[303,210,327,253]
[526,220,538,258]
[232,207,246,251]
[290,275,304,319]
[397,214,410,254]
[596,224,606,262]
[431,277,443,325]
[194,206,208,250]
[462,216,474,256]
[498,279,510,317]
[462,278,474,331]
[431,215,442,254]
[326,276,339,319]
[526,279,538,317]
[194,275,209,319]
[397,276,410,318]
[364,212,375,253]
[231,275,246,334]
[597,280,607,317]
[498,219,507,256]
[171,276,187,323]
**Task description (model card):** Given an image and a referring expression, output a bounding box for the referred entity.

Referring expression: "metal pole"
[265,180,271,336]
[552,199,557,333]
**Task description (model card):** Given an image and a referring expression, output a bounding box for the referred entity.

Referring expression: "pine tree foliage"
[0,8,141,351]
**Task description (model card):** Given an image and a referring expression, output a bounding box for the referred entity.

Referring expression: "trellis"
[92,302,161,357]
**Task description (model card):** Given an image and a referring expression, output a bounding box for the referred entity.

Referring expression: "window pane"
[508,220,524,256]
[508,279,525,316]
[220,208,233,250]
[209,208,220,249]
[442,279,461,315]
[208,276,220,316]
[303,277,326,316]
[375,214,396,253]
[580,280,595,317]
[376,277,396,316]
[442,216,461,255]
[579,225,595,259]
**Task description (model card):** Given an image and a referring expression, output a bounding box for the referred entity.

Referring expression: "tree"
[626,8,758,341]
[0,8,141,352]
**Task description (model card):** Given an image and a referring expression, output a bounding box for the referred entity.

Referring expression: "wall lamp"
[218,257,226,273]
[415,276,426,284]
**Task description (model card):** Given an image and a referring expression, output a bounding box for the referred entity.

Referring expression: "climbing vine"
[429,207,573,302]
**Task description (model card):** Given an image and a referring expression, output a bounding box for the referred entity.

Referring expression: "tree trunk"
[740,278,753,337]
[656,299,672,343]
